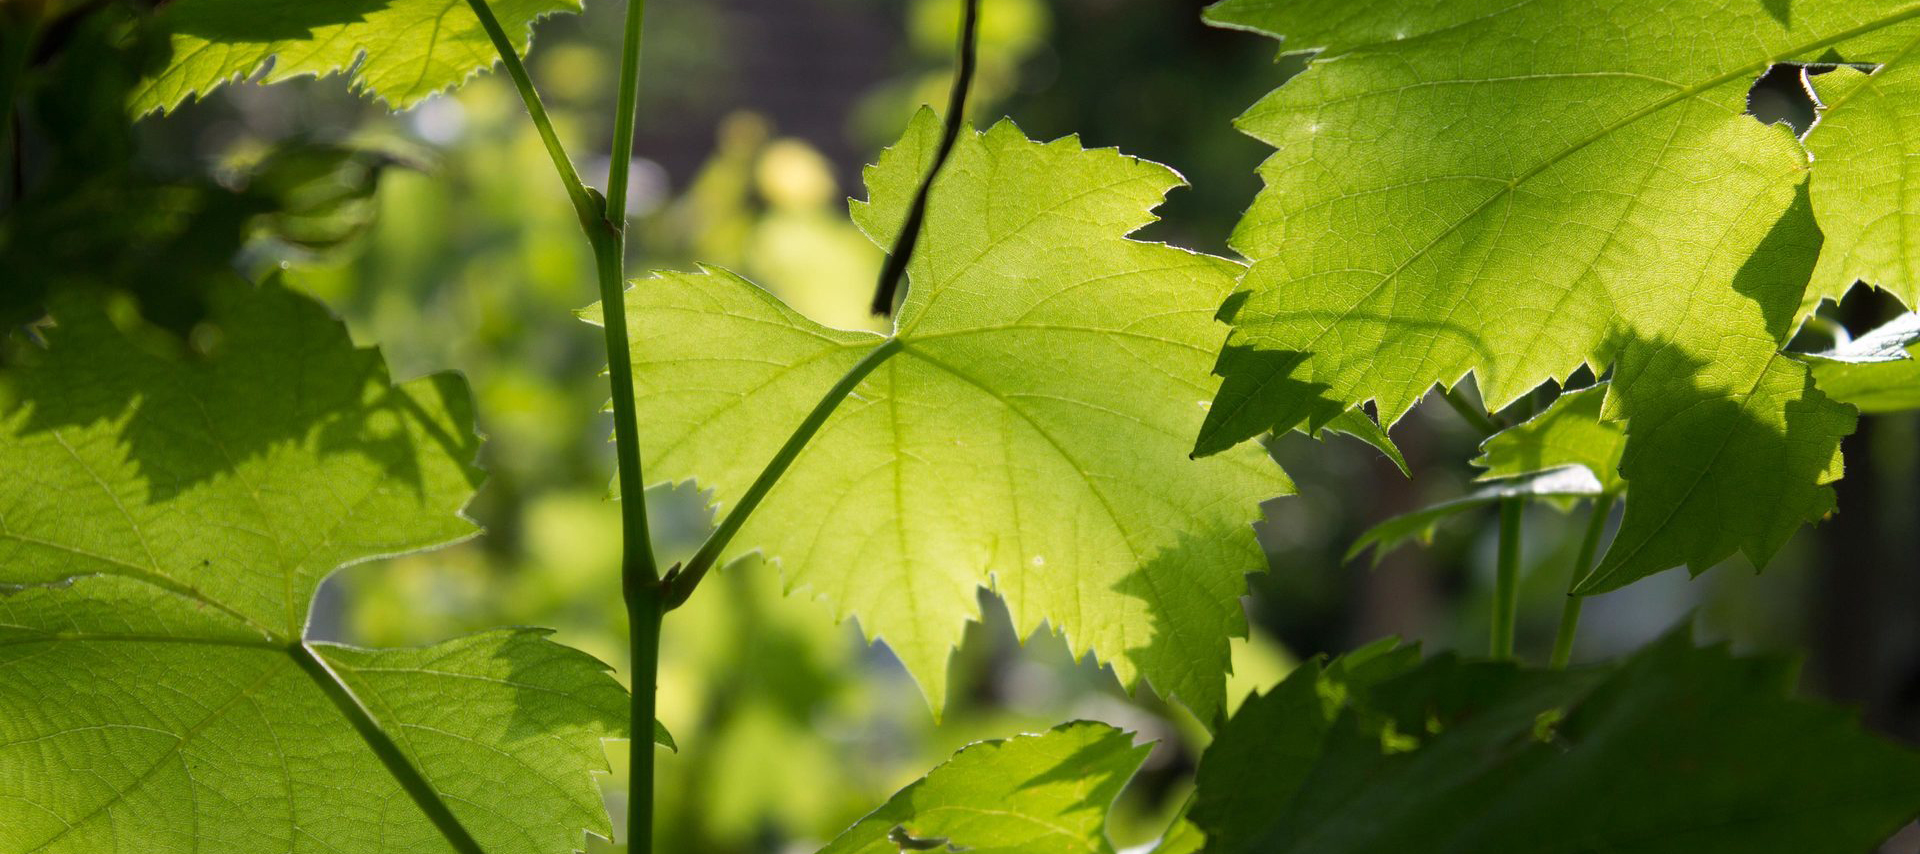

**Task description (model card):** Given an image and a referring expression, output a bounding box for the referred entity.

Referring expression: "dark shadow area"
[8,276,480,502]
[1014,722,1141,816]
[1761,0,1791,29]
[1195,344,1346,458]
[1588,324,1852,592]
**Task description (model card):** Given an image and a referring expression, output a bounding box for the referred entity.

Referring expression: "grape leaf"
[1806,60,1920,311]
[1194,0,1895,591]
[1190,632,1920,853]
[817,721,1149,854]
[595,108,1290,719]
[129,0,579,117]
[1808,311,1920,413]
[0,279,645,853]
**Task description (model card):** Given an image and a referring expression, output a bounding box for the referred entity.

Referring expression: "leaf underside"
[130,0,581,116]
[596,109,1291,720]
[0,279,637,854]
[1192,0,1920,591]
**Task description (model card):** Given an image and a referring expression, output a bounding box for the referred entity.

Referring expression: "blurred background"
[5,1,1918,850]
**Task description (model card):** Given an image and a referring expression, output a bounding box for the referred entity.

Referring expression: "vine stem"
[462,0,661,850]
[1491,499,1522,659]
[1550,493,1614,668]
[460,0,601,232]
[598,2,661,850]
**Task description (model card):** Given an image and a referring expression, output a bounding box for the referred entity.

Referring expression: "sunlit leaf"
[1473,386,1625,493]
[818,721,1149,854]
[595,109,1290,719]
[1806,61,1920,311]
[1195,0,1888,591]
[1345,468,1605,565]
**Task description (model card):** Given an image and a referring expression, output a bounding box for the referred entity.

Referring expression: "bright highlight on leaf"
[1189,633,1920,853]
[818,721,1149,854]
[596,108,1291,719]
[1193,0,1904,592]
[1472,386,1625,493]
[1809,312,1920,414]
[1346,468,1603,565]
[130,0,581,116]
[0,280,644,853]
[1349,387,1627,564]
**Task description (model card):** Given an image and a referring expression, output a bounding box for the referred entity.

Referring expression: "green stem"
[626,582,661,853]
[1550,493,1614,668]
[596,2,662,849]
[1442,385,1500,435]
[663,338,906,610]
[604,0,647,224]
[460,0,602,233]
[465,1,662,847]
[1491,499,1522,659]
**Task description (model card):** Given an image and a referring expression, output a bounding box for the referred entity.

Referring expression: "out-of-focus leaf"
[130,0,582,115]
[1190,631,1920,853]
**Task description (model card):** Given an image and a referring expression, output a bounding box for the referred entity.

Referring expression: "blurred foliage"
[6,0,1915,851]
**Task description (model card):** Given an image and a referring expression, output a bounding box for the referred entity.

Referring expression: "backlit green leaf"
[1806,61,1920,310]
[0,279,640,853]
[1195,0,1889,591]
[596,109,1290,719]
[130,0,580,116]
[818,721,1149,854]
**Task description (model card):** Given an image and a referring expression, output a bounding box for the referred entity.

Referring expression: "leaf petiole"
[1550,493,1615,668]
[1491,498,1523,659]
